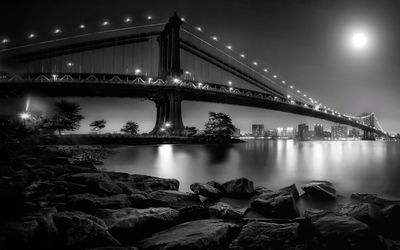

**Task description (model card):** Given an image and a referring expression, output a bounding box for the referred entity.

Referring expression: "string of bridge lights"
[1,15,158,46]
[0,13,383,131]
[181,18,352,118]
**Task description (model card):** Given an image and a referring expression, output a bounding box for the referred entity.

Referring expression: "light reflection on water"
[102,140,400,198]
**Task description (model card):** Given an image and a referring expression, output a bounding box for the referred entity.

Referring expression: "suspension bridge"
[0,12,387,139]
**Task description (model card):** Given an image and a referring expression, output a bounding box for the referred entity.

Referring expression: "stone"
[351,193,400,208]
[206,181,225,193]
[68,193,132,212]
[179,205,211,221]
[381,204,400,239]
[179,202,243,221]
[139,219,241,249]
[53,211,120,249]
[190,182,222,198]
[106,172,179,192]
[65,173,123,195]
[209,202,243,220]
[305,209,384,250]
[254,185,272,194]
[148,190,201,209]
[229,221,310,249]
[221,177,255,198]
[251,184,299,219]
[98,207,179,244]
[86,247,138,250]
[0,212,58,250]
[302,181,336,200]
[335,203,383,230]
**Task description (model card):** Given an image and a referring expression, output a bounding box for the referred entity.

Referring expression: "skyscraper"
[252,124,264,137]
[314,124,324,138]
[298,123,309,140]
[331,125,348,138]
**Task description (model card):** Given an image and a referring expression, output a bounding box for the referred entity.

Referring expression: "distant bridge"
[0,13,387,138]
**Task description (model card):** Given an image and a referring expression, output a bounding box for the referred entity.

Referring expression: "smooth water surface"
[102,140,400,198]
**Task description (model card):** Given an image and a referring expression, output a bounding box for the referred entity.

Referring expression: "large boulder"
[302,181,336,200]
[190,182,222,198]
[206,181,225,193]
[381,204,400,239]
[0,211,58,250]
[221,178,255,198]
[97,207,179,244]
[148,190,201,209]
[138,219,241,249]
[209,202,244,220]
[305,209,384,250]
[64,173,123,195]
[178,202,243,222]
[351,193,400,208]
[229,221,310,249]
[86,247,138,250]
[335,203,383,231]
[251,184,299,219]
[53,211,120,249]
[68,193,132,212]
[106,172,179,192]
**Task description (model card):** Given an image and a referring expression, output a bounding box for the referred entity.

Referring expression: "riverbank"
[32,134,244,146]
[1,145,400,249]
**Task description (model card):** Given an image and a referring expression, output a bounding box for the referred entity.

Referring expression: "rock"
[179,205,211,221]
[335,203,383,231]
[351,193,400,208]
[68,193,132,212]
[206,181,225,193]
[221,177,254,198]
[302,181,336,200]
[65,173,123,195]
[251,184,299,219]
[305,209,384,250]
[106,172,179,192]
[229,221,310,249]
[86,247,138,250]
[209,202,243,220]
[148,190,201,209]
[98,207,179,244]
[254,185,272,194]
[381,204,400,239]
[129,192,150,208]
[190,182,222,198]
[139,219,241,249]
[0,212,58,250]
[53,211,120,249]
[179,202,243,221]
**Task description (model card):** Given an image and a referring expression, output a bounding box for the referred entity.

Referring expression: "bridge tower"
[360,113,376,140]
[151,13,185,135]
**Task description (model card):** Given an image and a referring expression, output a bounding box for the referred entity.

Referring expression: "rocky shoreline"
[1,145,400,249]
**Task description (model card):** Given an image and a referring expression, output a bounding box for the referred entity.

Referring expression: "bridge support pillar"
[151,92,184,136]
[363,130,375,140]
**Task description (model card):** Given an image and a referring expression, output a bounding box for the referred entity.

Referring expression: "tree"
[90,120,106,133]
[41,100,84,135]
[120,121,139,135]
[204,112,236,137]
[183,126,198,136]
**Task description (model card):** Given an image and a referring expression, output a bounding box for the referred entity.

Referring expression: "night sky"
[1,0,400,134]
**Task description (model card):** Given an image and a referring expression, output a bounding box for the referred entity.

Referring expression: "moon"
[351,32,368,49]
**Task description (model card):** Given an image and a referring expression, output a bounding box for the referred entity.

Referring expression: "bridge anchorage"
[0,12,388,137]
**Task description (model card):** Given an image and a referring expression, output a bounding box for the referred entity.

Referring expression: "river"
[102,139,400,199]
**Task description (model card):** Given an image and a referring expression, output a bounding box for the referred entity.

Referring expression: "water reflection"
[103,140,400,198]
